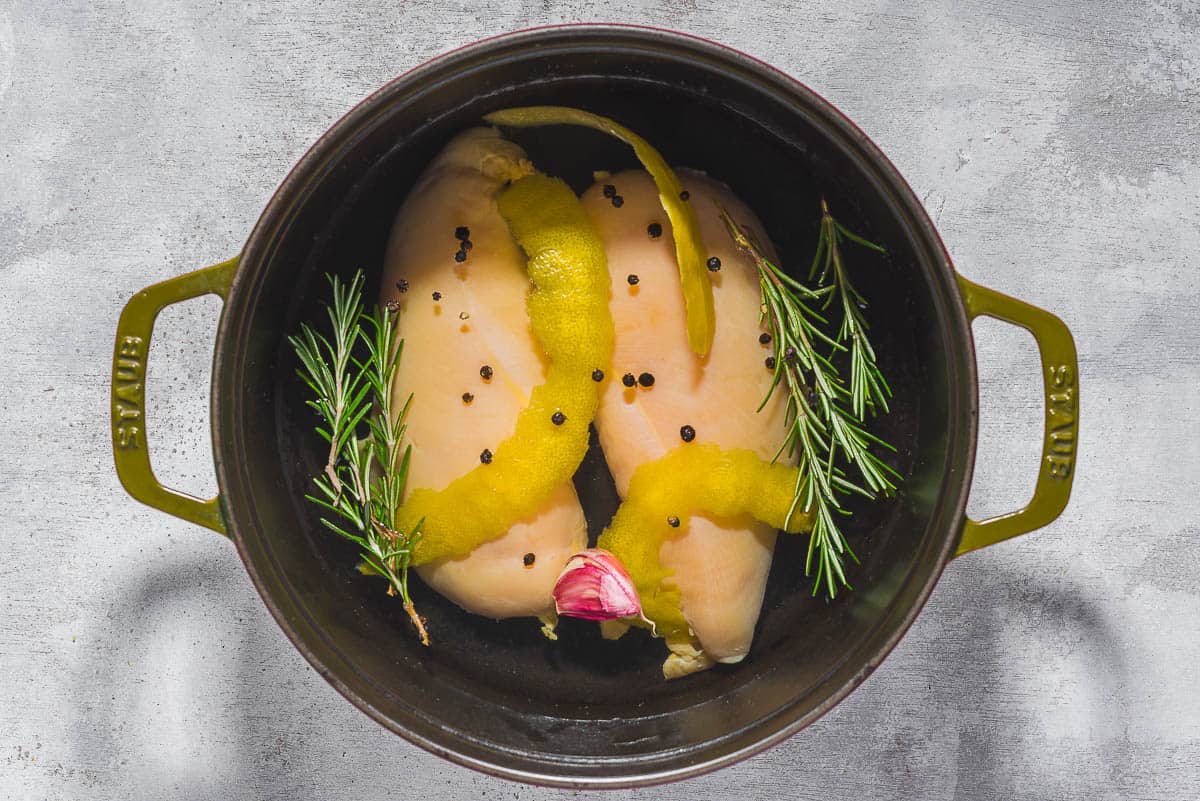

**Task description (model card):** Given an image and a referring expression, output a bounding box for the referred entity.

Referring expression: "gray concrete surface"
[2,1,1198,799]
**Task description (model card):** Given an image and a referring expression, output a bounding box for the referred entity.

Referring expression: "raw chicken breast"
[380,128,588,620]
[582,169,791,676]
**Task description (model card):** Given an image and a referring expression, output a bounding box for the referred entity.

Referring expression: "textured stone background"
[2,1,1198,799]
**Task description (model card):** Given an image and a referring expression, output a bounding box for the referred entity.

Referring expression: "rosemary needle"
[811,199,893,421]
[720,203,900,599]
[289,271,428,645]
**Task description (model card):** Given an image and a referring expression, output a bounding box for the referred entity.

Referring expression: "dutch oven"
[109,24,1078,788]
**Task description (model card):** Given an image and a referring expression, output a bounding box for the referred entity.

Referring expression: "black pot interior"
[215,28,974,785]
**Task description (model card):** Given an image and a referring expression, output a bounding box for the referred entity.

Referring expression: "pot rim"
[212,23,977,788]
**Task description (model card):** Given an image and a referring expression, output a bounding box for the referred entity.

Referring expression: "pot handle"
[954,276,1078,556]
[111,257,239,536]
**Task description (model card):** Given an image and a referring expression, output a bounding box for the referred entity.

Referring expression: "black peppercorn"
[480,448,493,464]
[602,184,616,198]
[784,345,797,360]
[611,195,624,208]
[551,411,566,426]
[667,516,680,528]
[454,250,467,263]
[523,552,536,567]
[622,373,636,387]
[680,425,696,443]
[627,274,639,286]
[454,226,470,241]
[395,279,409,293]
[385,299,400,313]
[707,256,721,272]
[480,365,493,380]
[461,392,474,404]
[647,222,663,238]
[759,332,772,345]
[765,356,776,369]
[679,190,690,201]
[460,239,473,251]
[591,369,605,382]
[432,291,442,301]
[637,372,655,388]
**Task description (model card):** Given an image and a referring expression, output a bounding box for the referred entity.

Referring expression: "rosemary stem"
[719,202,895,598]
[290,272,427,644]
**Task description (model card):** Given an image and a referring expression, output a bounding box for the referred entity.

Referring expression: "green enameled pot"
[110,25,1078,789]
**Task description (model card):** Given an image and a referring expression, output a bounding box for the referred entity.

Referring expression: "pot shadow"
[66,546,420,801]
[728,559,1137,800]
[68,547,1136,799]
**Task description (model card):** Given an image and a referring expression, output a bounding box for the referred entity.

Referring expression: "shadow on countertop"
[65,546,426,801]
[769,560,1138,801]
[68,549,1137,801]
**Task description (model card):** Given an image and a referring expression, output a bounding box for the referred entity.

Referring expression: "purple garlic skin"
[552,549,642,621]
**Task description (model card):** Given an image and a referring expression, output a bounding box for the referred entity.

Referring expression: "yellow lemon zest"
[597,444,811,640]
[483,106,715,357]
[399,173,614,564]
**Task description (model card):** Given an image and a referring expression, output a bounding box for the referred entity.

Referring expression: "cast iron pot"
[110,25,1079,788]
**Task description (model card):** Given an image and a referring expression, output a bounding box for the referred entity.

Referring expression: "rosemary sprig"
[289,271,428,645]
[720,202,900,599]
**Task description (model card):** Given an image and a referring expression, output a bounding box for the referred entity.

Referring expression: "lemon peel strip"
[399,174,614,564]
[597,444,812,640]
[483,106,715,357]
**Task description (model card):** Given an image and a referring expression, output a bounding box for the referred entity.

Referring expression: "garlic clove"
[663,639,715,680]
[552,548,642,621]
